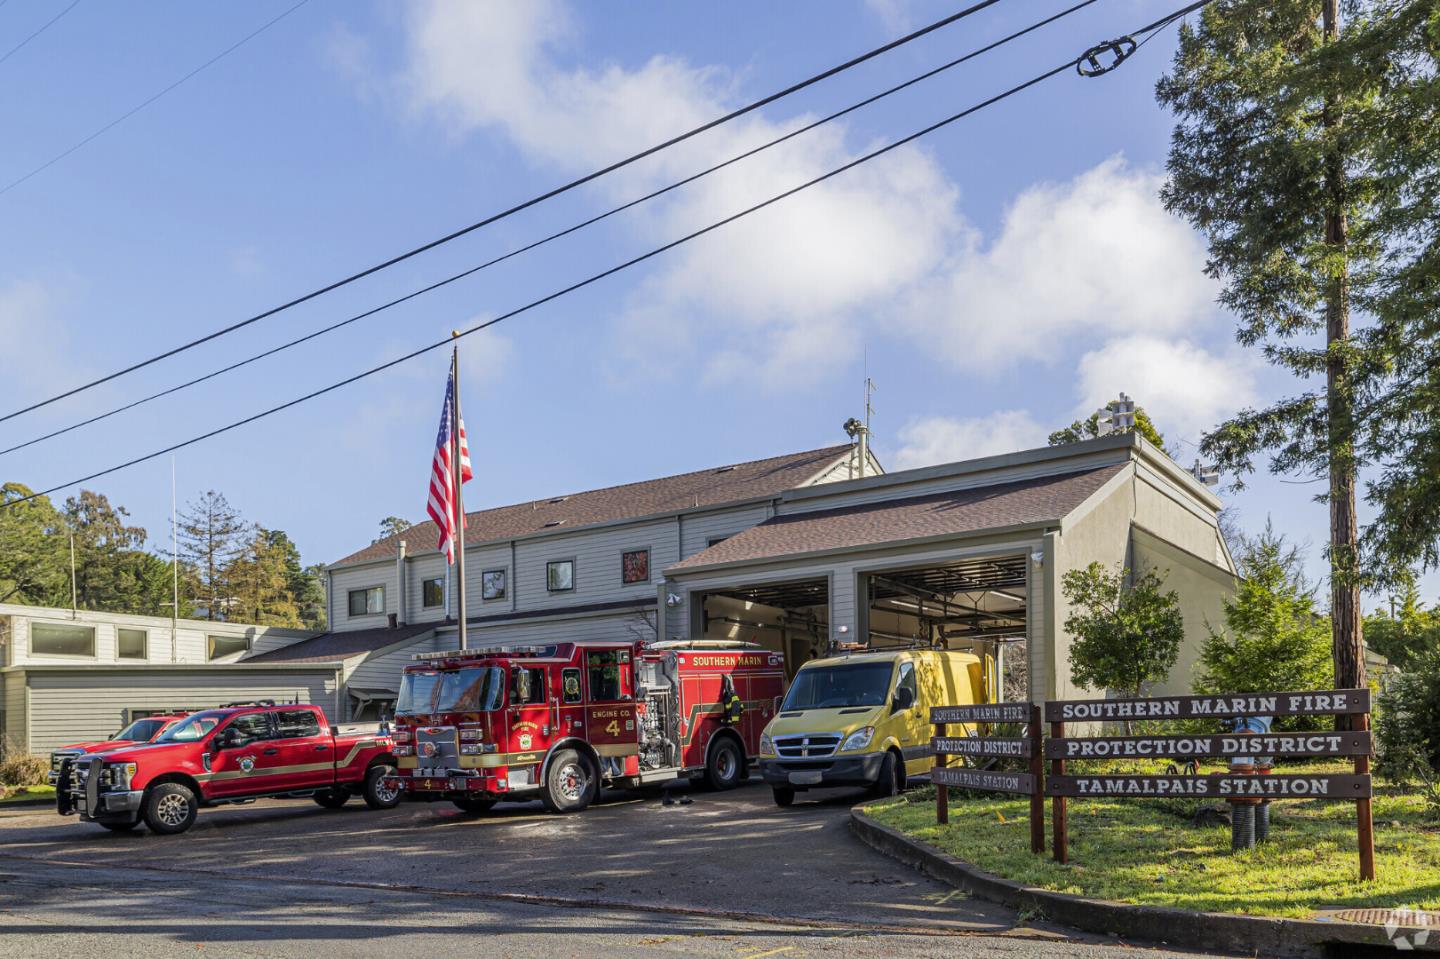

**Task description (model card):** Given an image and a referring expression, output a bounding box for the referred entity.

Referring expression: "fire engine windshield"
[435,667,504,712]
[781,662,895,710]
[396,671,442,715]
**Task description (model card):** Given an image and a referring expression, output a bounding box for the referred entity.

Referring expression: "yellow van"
[757,648,985,806]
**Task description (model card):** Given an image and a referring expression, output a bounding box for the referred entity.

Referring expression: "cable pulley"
[1076,36,1137,76]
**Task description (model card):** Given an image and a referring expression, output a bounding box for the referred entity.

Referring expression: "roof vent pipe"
[396,540,407,627]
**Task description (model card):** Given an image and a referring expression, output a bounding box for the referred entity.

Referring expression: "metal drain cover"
[1320,908,1440,927]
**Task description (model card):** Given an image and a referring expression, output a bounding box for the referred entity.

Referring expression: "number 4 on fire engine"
[605,720,620,737]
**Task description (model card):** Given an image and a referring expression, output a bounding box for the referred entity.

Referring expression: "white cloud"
[1073,335,1259,444]
[863,0,915,35]
[891,410,1047,470]
[902,157,1219,370]
[0,278,73,397]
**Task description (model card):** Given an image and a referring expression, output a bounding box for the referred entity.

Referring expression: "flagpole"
[450,337,468,650]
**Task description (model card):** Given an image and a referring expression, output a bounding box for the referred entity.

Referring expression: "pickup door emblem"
[239,757,255,773]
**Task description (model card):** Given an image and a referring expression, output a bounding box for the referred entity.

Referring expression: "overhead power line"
[0,0,1104,461]
[0,0,1006,426]
[0,0,81,66]
[0,0,310,197]
[0,0,1219,510]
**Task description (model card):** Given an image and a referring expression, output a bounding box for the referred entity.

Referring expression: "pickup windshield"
[155,712,223,742]
[781,662,894,711]
[113,718,168,742]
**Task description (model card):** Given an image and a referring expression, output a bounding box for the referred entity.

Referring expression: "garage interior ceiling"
[705,578,828,611]
[868,554,1027,641]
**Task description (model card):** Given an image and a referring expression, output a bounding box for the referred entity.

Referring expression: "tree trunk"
[1323,0,1366,711]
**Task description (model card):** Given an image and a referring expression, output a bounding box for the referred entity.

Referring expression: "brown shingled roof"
[332,445,854,568]
[243,622,436,664]
[668,465,1125,571]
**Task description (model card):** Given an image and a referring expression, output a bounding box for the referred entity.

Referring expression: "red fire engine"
[386,639,786,813]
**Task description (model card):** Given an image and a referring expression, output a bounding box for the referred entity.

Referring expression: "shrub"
[0,751,47,789]
[1376,649,1440,822]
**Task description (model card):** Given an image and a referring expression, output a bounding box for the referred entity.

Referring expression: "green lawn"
[0,785,54,805]
[867,775,1440,918]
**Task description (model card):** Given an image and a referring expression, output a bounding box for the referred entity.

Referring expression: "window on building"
[273,709,321,739]
[30,622,96,657]
[116,627,147,660]
[706,536,729,548]
[348,586,384,616]
[510,666,546,705]
[482,569,507,602]
[561,667,583,704]
[207,634,251,660]
[621,548,650,585]
[546,560,574,592]
[422,577,444,608]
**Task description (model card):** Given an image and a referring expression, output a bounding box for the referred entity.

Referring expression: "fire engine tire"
[772,787,796,807]
[142,782,198,835]
[871,751,903,798]
[452,797,497,814]
[312,788,350,809]
[542,749,598,813]
[704,737,744,790]
[99,820,138,832]
[363,765,402,810]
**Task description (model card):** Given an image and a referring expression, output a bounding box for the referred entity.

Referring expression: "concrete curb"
[850,804,1436,958]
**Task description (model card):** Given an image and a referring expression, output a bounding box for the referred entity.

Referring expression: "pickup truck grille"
[774,735,841,759]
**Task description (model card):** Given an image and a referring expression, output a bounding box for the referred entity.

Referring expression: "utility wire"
[0,0,1219,510]
[0,0,1103,461]
[0,0,80,66]
[0,0,310,197]
[0,0,1006,425]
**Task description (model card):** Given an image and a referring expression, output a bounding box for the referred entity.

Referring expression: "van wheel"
[363,765,401,810]
[705,737,744,790]
[542,749,597,813]
[872,751,903,798]
[452,797,497,814]
[313,788,350,809]
[143,783,198,835]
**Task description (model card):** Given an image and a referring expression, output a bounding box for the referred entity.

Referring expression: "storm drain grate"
[1321,908,1440,927]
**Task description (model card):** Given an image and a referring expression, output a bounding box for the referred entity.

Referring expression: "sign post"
[930,702,1043,854]
[1051,716,1067,864]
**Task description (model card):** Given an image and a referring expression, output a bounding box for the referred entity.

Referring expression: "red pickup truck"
[47,710,192,785]
[55,700,398,835]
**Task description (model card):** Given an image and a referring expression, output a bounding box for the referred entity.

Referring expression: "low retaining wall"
[850,804,1435,958]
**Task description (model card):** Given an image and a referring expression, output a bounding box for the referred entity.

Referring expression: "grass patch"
[868,773,1440,918]
[0,784,54,805]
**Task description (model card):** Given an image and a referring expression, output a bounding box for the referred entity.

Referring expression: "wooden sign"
[1046,773,1372,799]
[934,736,1032,759]
[1044,689,1370,723]
[934,767,1036,795]
[932,703,1031,724]
[1044,731,1372,760]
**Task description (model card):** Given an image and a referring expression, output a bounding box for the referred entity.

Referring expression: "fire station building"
[266,431,1235,721]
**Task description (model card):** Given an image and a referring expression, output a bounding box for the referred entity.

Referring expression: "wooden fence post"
[1356,709,1375,880]
[1051,717,1067,864]
[935,719,948,826]
[1029,703,1044,854]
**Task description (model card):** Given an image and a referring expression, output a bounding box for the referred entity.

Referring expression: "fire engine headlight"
[459,728,484,742]
[840,727,875,752]
[758,732,774,757]
[459,744,482,755]
[393,745,414,757]
[392,730,413,744]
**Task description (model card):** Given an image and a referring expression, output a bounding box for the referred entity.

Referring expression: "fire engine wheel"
[452,797,497,814]
[143,783,197,835]
[704,736,744,790]
[542,749,597,813]
[772,787,796,807]
[363,765,401,810]
[312,788,350,809]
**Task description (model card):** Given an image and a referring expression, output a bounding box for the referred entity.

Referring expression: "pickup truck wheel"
[772,787,796,808]
[362,765,401,810]
[705,737,744,790]
[143,783,197,835]
[313,788,350,809]
[452,797,497,814]
[541,749,597,813]
[99,821,137,832]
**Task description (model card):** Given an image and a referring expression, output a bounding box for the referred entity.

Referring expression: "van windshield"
[780,661,894,710]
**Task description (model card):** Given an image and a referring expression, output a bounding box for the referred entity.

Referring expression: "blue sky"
[0,0,1413,607]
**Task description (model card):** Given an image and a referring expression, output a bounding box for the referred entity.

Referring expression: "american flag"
[427,367,472,564]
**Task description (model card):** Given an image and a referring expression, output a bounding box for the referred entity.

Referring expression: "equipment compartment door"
[585,649,639,759]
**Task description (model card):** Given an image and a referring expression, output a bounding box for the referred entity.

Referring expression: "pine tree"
[227,528,301,627]
[1049,405,1168,450]
[0,483,66,606]
[178,491,247,621]
[1153,0,1440,694]
[63,490,151,613]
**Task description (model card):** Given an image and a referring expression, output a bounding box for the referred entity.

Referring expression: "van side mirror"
[893,687,915,712]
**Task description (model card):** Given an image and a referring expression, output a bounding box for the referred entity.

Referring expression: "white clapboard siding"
[2,670,25,752]
[404,552,453,623]
[21,668,341,754]
[328,562,399,632]
[513,519,676,611]
[679,505,771,560]
[346,632,446,692]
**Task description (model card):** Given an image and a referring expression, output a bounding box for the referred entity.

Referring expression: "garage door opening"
[697,578,828,679]
[863,554,1027,701]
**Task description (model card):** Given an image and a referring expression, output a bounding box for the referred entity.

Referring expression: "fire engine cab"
[386,639,785,813]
